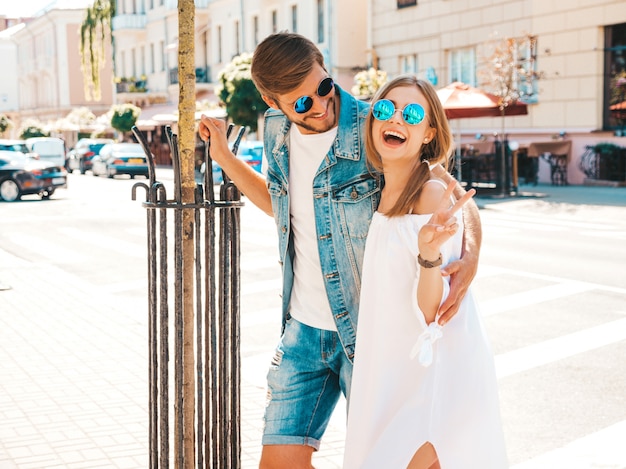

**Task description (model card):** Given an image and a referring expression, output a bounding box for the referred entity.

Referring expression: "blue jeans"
[261,316,353,450]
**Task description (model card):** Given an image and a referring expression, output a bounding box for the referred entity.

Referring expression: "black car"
[0,150,68,202]
[67,138,114,174]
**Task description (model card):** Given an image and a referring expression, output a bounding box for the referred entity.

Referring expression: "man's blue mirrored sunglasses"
[294,77,334,114]
[371,99,426,125]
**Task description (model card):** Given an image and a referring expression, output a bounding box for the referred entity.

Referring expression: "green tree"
[19,120,48,140]
[110,103,140,134]
[216,53,268,132]
[80,0,115,101]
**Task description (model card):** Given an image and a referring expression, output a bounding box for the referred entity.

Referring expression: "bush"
[110,103,141,133]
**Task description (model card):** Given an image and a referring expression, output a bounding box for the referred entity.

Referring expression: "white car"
[26,137,67,168]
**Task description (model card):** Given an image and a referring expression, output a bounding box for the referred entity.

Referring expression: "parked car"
[0,139,38,159]
[0,150,67,202]
[91,142,149,179]
[26,137,67,168]
[67,138,114,174]
[200,140,263,184]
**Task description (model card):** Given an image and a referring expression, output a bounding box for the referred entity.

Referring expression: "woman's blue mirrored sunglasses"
[371,99,426,125]
[294,77,334,114]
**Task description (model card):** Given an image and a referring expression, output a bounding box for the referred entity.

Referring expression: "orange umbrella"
[436,81,528,119]
[610,100,626,120]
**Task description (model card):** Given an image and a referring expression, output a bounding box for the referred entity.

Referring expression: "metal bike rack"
[132,124,245,468]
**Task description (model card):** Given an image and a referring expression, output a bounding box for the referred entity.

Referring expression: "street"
[1,169,625,468]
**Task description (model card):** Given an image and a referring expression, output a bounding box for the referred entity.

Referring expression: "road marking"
[580,230,626,240]
[242,278,281,295]
[476,265,626,295]
[241,308,281,327]
[483,213,610,230]
[495,317,626,378]
[480,282,596,317]
[510,420,626,469]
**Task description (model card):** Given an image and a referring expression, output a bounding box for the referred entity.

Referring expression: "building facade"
[3,5,114,144]
[112,0,367,106]
[3,0,625,183]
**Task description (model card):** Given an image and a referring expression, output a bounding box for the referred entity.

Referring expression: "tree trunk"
[177,0,196,466]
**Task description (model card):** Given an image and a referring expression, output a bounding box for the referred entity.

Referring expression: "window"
[449,47,476,86]
[605,22,626,131]
[141,46,146,76]
[217,26,223,63]
[120,50,126,77]
[291,5,298,32]
[317,0,325,43]
[400,54,418,74]
[478,34,540,104]
[160,40,165,71]
[150,43,155,74]
[252,15,259,46]
[516,35,539,103]
[397,0,417,8]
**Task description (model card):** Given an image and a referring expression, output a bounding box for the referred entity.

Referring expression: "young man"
[198,32,482,469]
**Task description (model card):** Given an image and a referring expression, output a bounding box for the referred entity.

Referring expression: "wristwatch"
[417,253,442,268]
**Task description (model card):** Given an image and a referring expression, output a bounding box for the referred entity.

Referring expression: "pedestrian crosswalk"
[1,196,625,469]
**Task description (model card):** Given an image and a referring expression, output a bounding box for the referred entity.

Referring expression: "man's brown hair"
[251,32,326,100]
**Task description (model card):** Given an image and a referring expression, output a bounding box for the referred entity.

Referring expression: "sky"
[0,0,93,19]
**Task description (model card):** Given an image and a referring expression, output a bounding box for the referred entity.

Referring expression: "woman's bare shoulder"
[414,178,447,214]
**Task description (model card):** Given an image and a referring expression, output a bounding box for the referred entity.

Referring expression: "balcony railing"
[112,14,148,30]
[165,0,212,9]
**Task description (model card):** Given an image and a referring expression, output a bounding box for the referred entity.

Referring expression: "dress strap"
[425,178,455,205]
[424,178,447,190]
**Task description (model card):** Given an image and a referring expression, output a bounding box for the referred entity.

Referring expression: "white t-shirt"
[288,123,338,331]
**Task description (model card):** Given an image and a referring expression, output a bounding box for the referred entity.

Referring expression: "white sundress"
[343,208,508,469]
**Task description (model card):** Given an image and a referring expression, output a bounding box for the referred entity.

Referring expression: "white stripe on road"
[241,308,280,327]
[480,282,596,317]
[495,317,626,379]
[580,230,626,240]
[476,265,626,295]
[510,420,626,469]
[242,278,281,295]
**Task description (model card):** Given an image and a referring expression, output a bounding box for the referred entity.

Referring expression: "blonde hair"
[365,75,453,216]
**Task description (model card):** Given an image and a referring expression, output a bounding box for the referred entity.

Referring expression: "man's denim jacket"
[263,85,381,362]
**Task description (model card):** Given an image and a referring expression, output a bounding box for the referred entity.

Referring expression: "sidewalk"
[475,182,626,208]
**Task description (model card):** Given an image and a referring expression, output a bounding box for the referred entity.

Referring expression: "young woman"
[343,76,508,469]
